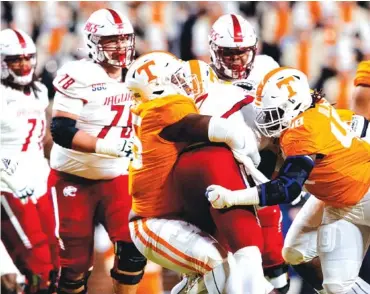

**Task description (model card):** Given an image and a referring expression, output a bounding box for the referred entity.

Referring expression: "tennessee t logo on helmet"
[137,60,157,82]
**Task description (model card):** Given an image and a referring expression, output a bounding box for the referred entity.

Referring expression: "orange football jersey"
[354,61,370,87]
[280,100,370,208]
[129,94,199,217]
[336,108,355,125]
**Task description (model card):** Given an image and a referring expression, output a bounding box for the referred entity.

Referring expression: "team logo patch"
[63,186,77,197]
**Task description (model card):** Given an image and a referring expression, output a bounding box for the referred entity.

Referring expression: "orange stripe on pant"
[133,220,200,273]
[142,219,213,273]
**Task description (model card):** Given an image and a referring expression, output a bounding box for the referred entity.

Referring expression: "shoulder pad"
[354,60,370,87]
[254,55,280,72]
[52,59,108,99]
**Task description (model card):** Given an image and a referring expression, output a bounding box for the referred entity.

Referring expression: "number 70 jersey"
[50,59,133,180]
[280,100,370,208]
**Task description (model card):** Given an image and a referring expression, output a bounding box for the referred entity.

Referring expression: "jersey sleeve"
[280,111,328,157]
[158,96,198,126]
[336,109,355,125]
[354,61,370,87]
[52,91,84,116]
[52,61,89,100]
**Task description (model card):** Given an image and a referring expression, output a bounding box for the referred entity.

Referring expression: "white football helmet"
[0,29,36,85]
[209,14,258,80]
[126,51,198,102]
[182,59,218,99]
[83,8,135,68]
[254,67,312,138]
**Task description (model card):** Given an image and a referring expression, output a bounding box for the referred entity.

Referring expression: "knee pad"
[57,268,90,294]
[319,220,365,294]
[282,247,305,265]
[110,241,147,285]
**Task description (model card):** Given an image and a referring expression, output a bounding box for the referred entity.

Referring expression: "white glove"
[206,185,235,209]
[351,115,370,143]
[1,158,35,204]
[95,137,134,158]
[206,185,260,209]
[208,117,261,167]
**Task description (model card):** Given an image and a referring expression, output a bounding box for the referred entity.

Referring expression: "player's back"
[50,59,133,179]
[129,94,199,218]
[280,100,370,207]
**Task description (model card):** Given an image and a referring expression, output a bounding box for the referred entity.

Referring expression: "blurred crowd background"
[2,1,370,109]
[1,1,369,294]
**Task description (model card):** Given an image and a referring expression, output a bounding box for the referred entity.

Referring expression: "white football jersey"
[0,82,50,196]
[202,54,279,149]
[237,55,279,95]
[197,82,268,150]
[50,59,133,180]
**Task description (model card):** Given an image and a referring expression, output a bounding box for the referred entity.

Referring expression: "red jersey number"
[97,105,133,139]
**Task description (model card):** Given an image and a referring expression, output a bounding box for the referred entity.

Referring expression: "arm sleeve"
[258,155,315,206]
[52,91,84,116]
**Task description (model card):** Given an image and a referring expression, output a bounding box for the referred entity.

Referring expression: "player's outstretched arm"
[160,114,261,166]
[206,155,315,209]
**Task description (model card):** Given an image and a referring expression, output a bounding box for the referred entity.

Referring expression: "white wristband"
[95,138,116,156]
[231,187,260,206]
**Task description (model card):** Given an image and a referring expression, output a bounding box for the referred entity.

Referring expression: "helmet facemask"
[89,33,135,68]
[255,104,290,138]
[255,99,308,138]
[2,53,36,85]
[210,41,257,80]
[169,68,200,99]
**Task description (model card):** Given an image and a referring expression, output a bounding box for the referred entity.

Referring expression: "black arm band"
[258,155,315,206]
[50,117,79,149]
[361,118,369,138]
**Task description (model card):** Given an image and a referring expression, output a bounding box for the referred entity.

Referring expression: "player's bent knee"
[282,247,305,265]
[58,268,90,294]
[110,241,147,285]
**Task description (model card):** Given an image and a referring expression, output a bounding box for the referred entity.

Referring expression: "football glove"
[95,137,134,158]
[1,158,35,204]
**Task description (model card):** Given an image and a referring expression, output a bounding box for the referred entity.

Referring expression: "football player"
[126,51,275,294]
[48,8,145,294]
[207,13,288,291]
[0,28,58,293]
[207,67,370,294]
